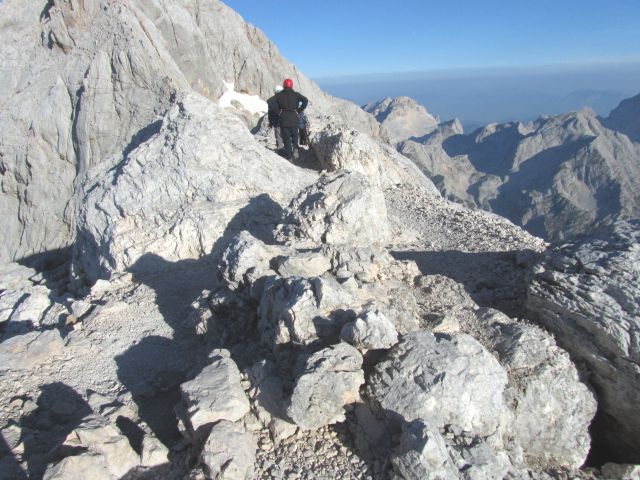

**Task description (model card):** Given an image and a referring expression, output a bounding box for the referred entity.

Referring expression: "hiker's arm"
[297,94,308,113]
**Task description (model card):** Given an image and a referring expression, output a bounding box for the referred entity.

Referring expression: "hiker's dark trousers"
[281,126,299,160]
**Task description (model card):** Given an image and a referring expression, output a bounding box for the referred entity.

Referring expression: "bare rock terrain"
[1,0,639,479]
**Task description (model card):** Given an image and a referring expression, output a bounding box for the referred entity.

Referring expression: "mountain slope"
[398,102,640,241]
[0,0,381,266]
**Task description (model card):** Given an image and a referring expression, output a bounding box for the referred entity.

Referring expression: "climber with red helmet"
[275,78,308,161]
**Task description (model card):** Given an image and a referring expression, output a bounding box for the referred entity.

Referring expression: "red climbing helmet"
[283,78,293,89]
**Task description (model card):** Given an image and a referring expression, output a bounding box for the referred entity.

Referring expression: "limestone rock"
[56,414,141,478]
[368,331,507,436]
[177,349,250,435]
[277,171,391,248]
[219,231,290,291]
[0,330,65,371]
[527,219,640,462]
[201,420,257,480]
[481,309,596,468]
[310,120,440,193]
[363,96,440,146]
[257,276,341,348]
[73,93,314,282]
[287,343,364,429]
[340,304,399,350]
[391,420,457,480]
[43,453,114,480]
[274,251,332,278]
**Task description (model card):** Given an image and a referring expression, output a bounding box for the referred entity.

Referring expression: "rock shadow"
[18,382,92,480]
[115,194,286,447]
[392,249,538,317]
[0,431,25,480]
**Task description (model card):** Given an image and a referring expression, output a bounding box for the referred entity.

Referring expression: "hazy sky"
[224,0,640,78]
[224,1,640,125]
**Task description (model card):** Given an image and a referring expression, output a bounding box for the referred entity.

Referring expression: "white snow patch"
[218,81,267,115]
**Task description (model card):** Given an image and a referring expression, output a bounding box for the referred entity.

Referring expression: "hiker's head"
[275,85,283,94]
[283,78,293,89]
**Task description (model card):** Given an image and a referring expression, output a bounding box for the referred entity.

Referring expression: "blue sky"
[224,0,640,78]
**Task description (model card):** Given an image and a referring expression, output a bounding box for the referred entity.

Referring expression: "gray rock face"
[287,343,364,430]
[277,171,391,248]
[391,421,457,480]
[602,92,640,142]
[43,413,166,479]
[0,330,65,371]
[363,97,440,146]
[73,92,314,282]
[0,0,381,266]
[257,275,351,348]
[527,219,640,462]
[177,349,250,435]
[368,331,508,437]
[201,420,257,480]
[310,120,441,193]
[340,304,399,350]
[480,309,597,468]
[398,101,640,241]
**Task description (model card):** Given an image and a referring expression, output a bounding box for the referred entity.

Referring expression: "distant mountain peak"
[363,96,440,145]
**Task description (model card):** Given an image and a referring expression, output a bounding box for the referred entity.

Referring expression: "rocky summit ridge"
[0,1,639,479]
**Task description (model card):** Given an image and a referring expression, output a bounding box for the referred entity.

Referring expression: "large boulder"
[277,171,391,248]
[176,349,250,436]
[481,309,597,468]
[368,331,508,437]
[287,343,364,430]
[527,219,640,462]
[201,420,257,480]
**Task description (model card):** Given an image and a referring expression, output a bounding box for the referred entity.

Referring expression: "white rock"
[201,420,257,480]
[177,349,250,434]
[368,332,507,436]
[59,414,141,478]
[287,343,364,430]
[278,171,390,248]
[340,305,398,350]
[527,220,640,460]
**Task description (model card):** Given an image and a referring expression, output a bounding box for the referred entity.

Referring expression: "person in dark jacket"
[276,78,308,160]
[266,86,283,151]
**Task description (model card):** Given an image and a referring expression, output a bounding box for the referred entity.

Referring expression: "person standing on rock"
[276,78,308,161]
[267,85,284,153]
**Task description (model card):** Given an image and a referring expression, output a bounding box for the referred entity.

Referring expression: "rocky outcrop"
[287,343,364,430]
[363,96,439,146]
[0,0,381,266]
[276,171,391,248]
[310,120,441,193]
[176,349,250,437]
[527,219,640,462]
[201,420,257,480]
[368,331,508,437]
[72,92,315,283]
